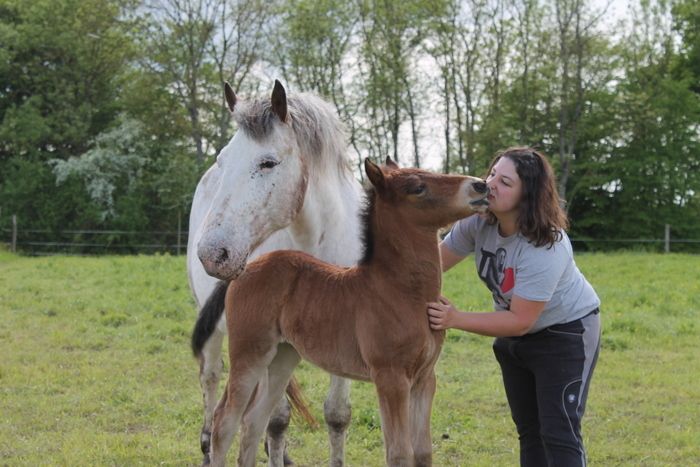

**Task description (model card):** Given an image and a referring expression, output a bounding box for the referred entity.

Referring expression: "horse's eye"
[259,159,279,170]
[407,184,426,196]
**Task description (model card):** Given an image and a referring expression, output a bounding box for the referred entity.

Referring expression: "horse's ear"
[365,158,386,191]
[271,79,288,123]
[224,82,237,113]
[385,156,399,169]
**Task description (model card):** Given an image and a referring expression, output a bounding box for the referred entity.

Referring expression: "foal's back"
[225,249,442,382]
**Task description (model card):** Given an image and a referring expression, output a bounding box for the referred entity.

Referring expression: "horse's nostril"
[216,248,229,265]
[473,181,488,194]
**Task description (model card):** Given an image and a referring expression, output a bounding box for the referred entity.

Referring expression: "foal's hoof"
[200,430,211,456]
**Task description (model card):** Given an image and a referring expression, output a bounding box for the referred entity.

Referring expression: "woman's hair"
[484,147,569,248]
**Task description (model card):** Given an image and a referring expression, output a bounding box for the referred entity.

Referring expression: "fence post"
[177,210,182,256]
[11,214,17,253]
[664,224,670,253]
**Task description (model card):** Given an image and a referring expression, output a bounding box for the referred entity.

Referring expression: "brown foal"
[207,158,488,467]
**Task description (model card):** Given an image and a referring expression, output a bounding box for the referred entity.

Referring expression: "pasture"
[1,250,698,466]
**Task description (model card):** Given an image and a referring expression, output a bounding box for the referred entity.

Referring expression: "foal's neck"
[367,202,443,292]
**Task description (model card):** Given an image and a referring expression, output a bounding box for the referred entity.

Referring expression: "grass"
[0,251,698,466]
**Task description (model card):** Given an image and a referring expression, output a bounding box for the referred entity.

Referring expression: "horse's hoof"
[201,452,211,466]
[200,430,211,456]
[283,451,295,466]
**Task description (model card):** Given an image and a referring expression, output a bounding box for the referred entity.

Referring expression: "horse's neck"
[289,171,363,267]
[369,209,443,293]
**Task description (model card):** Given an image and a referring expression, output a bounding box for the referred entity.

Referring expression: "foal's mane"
[233,93,352,179]
[359,186,377,265]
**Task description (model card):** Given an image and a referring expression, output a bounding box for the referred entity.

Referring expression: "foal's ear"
[224,82,237,113]
[365,158,386,191]
[271,79,288,123]
[385,156,399,169]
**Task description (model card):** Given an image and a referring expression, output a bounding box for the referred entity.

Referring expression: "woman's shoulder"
[520,230,573,257]
[453,213,488,233]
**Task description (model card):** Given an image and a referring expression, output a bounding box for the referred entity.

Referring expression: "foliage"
[568,0,700,244]
[0,253,698,465]
[51,116,148,220]
[673,0,700,92]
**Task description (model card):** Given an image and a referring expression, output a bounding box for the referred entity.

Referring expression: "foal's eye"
[258,159,279,170]
[407,184,426,196]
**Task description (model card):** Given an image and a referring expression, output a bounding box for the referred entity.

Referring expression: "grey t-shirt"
[443,215,600,333]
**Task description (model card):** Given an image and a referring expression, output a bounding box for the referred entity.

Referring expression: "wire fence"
[2,216,699,255]
[2,223,186,256]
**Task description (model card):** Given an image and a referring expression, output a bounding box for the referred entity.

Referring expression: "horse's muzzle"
[197,243,247,281]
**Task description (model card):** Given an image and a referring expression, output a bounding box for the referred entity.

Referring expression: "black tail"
[191,280,229,357]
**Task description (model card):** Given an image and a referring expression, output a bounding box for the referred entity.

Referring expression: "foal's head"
[364,158,489,229]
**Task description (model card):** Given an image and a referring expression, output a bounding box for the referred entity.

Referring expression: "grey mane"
[233,93,352,178]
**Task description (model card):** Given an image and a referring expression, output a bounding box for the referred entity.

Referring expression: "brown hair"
[485,147,569,248]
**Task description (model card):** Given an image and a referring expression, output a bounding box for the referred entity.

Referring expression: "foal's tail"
[191,280,228,357]
[286,377,318,429]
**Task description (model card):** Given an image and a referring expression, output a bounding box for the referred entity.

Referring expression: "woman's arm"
[427,294,546,337]
[440,241,465,272]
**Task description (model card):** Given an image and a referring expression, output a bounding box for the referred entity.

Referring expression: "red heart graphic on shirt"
[501,267,514,293]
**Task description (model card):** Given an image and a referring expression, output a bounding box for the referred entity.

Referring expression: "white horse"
[188,80,363,466]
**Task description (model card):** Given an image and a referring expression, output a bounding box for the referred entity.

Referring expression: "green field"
[1,251,698,466]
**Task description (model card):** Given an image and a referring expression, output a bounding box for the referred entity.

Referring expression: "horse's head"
[197,81,308,280]
[365,157,489,228]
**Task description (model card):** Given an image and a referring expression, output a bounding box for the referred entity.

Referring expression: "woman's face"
[486,157,523,216]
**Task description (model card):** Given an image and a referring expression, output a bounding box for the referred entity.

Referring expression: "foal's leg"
[374,371,413,467]
[199,325,226,457]
[238,344,301,467]
[409,371,437,467]
[208,342,278,467]
[324,375,352,467]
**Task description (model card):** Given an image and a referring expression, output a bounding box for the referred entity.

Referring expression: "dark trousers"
[493,311,601,467]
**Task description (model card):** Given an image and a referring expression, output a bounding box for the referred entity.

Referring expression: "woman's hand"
[427,295,458,330]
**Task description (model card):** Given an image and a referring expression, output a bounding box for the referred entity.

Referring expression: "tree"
[356,0,440,166]
[673,0,700,93]
[51,116,147,221]
[138,0,272,168]
[0,0,136,231]
[270,0,364,167]
[568,0,700,246]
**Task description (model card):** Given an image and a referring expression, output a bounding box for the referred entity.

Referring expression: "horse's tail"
[286,376,318,429]
[191,280,229,357]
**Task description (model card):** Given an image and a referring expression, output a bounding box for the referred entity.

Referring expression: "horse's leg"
[409,370,437,467]
[208,337,279,467]
[266,394,292,467]
[199,325,226,457]
[239,344,301,467]
[324,375,351,467]
[374,371,413,467]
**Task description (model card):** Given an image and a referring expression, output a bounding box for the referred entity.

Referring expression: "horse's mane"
[359,186,376,265]
[234,93,352,179]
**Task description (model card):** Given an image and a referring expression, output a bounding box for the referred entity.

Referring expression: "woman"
[427,147,601,467]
